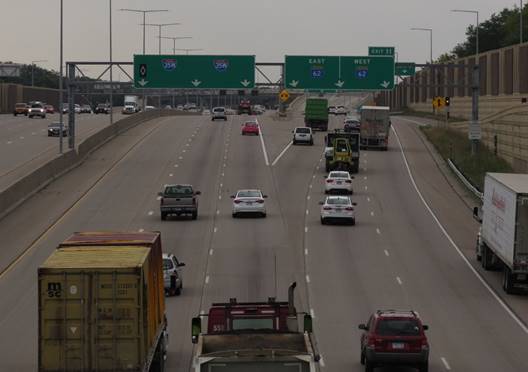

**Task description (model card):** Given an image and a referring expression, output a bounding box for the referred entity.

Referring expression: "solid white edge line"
[258,127,270,166]
[441,357,451,370]
[392,125,528,335]
[271,141,293,166]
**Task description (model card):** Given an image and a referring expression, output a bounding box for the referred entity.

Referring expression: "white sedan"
[231,189,267,218]
[320,196,356,225]
[325,171,354,194]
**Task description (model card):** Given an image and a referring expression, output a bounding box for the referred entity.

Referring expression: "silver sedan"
[320,196,356,225]
[231,189,267,218]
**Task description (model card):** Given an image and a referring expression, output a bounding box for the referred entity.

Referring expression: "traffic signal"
[445,96,450,106]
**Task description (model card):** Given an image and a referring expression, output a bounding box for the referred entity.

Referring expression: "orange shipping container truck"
[38,232,167,372]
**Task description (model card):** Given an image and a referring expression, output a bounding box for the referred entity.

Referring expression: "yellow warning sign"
[432,96,445,109]
[279,89,290,102]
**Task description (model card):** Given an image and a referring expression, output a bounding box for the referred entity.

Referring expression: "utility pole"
[59,0,64,154]
[109,0,113,125]
[522,0,524,44]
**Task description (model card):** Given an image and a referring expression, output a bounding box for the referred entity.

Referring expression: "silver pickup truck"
[159,184,201,220]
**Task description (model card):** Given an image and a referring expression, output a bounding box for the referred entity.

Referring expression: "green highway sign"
[134,55,255,89]
[284,55,394,91]
[368,46,395,56]
[395,62,416,76]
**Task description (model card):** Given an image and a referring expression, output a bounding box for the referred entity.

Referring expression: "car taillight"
[326,179,334,183]
[234,199,242,204]
[256,199,264,204]
[323,206,333,211]
[345,180,352,184]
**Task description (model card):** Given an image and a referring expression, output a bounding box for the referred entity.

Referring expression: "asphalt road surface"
[0,110,123,189]
[0,101,527,371]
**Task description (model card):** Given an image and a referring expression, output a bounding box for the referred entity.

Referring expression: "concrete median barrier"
[0,110,179,220]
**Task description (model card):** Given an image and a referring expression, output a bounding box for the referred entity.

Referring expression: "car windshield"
[237,190,261,198]
[245,122,257,127]
[31,104,43,108]
[296,128,311,133]
[327,197,350,205]
[376,318,421,336]
[329,172,349,178]
[213,108,224,112]
[164,185,193,196]
[163,258,174,271]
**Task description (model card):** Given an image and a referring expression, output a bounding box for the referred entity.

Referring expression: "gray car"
[159,184,201,220]
[163,253,185,296]
[212,107,227,121]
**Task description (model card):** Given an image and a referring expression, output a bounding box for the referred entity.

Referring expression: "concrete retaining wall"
[0,110,179,221]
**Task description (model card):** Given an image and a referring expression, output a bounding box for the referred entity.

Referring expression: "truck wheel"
[365,359,374,372]
[192,212,198,220]
[503,266,515,294]
[419,362,429,372]
[481,244,493,270]
[353,163,360,174]
[321,217,326,225]
[325,161,331,173]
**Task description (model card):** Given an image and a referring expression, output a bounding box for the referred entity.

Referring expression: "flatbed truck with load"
[305,98,329,131]
[359,106,391,150]
[474,173,528,293]
[191,283,320,372]
[38,231,168,372]
[324,129,360,173]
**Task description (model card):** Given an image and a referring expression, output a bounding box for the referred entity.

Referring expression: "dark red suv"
[358,310,429,372]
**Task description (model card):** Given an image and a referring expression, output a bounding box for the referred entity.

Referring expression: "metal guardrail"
[447,159,483,200]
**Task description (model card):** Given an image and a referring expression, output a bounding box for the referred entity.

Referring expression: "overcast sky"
[0,0,519,79]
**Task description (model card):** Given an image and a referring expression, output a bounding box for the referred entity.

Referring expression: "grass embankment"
[396,108,466,123]
[421,126,513,191]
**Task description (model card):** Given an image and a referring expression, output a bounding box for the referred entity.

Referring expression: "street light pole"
[522,0,524,44]
[31,60,47,87]
[452,9,479,61]
[410,28,433,64]
[120,9,168,54]
[59,0,64,154]
[158,36,192,54]
[176,48,203,55]
[109,0,113,125]
[141,23,181,54]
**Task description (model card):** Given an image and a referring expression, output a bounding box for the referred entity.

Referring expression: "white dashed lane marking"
[205,276,210,284]
[384,250,390,257]
[396,277,403,285]
[441,357,451,371]
[148,211,154,216]
[370,211,374,217]
[209,249,214,256]
[376,228,381,234]
[305,275,311,283]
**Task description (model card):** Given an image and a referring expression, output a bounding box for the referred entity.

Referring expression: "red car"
[359,310,429,372]
[241,121,259,135]
[44,105,55,114]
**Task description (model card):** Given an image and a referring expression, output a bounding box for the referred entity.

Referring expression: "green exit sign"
[368,46,395,56]
[395,62,416,76]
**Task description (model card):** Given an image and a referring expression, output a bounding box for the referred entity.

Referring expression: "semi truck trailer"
[359,106,391,150]
[474,173,528,293]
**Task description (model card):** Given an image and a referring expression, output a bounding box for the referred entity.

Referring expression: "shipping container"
[39,234,167,372]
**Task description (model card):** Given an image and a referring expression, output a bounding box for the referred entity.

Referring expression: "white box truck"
[123,95,140,114]
[474,173,528,293]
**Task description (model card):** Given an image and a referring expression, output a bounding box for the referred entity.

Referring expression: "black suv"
[359,310,429,372]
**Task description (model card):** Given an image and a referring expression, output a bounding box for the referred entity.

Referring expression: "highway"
[0,100,527,372]
[0,111,123,189]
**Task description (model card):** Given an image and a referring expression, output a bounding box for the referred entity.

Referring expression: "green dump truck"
[38,231,168,372]
[324,130,361,173]
[304,98,329,131]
